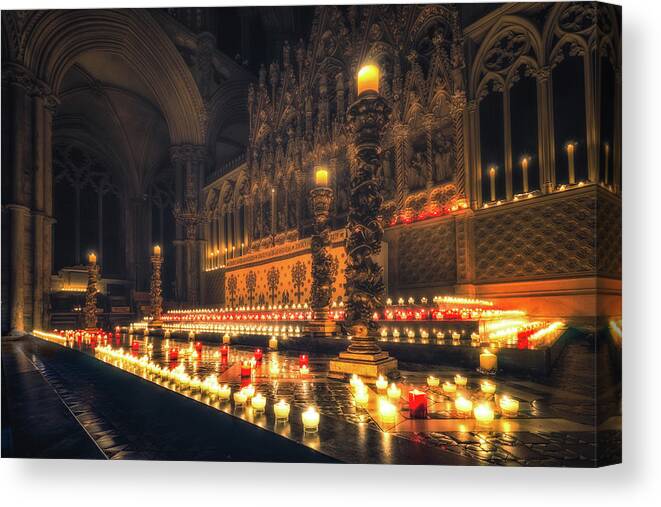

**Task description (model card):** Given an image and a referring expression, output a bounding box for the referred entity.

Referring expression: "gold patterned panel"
[397,220,457,287]
[597,194,621,278]
[474,193,598,282]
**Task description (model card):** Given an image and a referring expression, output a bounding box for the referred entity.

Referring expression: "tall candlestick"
[489,166,496,202]
[271,187,276,235]
[521,157,529,193]
[604,142,610,184]
[357,64,379,95]
[566,142,576,184]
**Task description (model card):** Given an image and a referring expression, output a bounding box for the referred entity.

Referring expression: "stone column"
[536,66,555,193]
[450,92,468,200]
[466,100,481,208]
[585,48,600,183]
[329,81,397,380]
[392,122,409,212]
[423,114,435,188]
[503,87,513,200]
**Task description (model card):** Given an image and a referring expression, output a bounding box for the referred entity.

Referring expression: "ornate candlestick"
[329,64,398,380]
[308,167,338,336]
[150,245,163,328]
[84,252,99,329]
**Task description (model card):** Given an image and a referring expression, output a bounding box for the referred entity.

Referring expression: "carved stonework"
[344,91,391,343]
[84,262,99,329]
[474,193,599,282]
[150,254,163,324]
[309,187,336,316]
[397,221,456,287]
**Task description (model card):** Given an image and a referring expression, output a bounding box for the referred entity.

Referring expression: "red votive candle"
[195,341,203,353]
[254,348,263,362]
[240,361,252,378]
[517,331,529,350]
[220,345,229,359]
[408,389,428,419]
[169,348,179,361]
[131,340,140,350]
[299,354,309,368]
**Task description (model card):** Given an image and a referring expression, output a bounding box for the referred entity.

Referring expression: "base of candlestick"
[306,319,339,337]
[149,320,163,329]
[328,351,398,381]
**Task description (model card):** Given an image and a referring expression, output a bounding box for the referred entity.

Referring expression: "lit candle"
[375,375,388,392]
[480,380,496,395]
[314,166,329,187]
[349,374,362,390]
[499,395,520,416]
[242,384,255,398]
[354,386,369,408]
[357,64,379,95]
[254,348,263,362]
[521,156,529,193]
[474,402,495,425]
[233,390,248,405]
[88,252,97,265]
[251,393,266,412]
[387,383,401,402]
[442,382,457,395]
[604,142,610,184]
[300,365,310,376]
[240,360,252,378]
[489,166,496,202]
[269,362,280,377]
[268,336,278,350]
[223,333,231,345]
[566,142,576,184]
[479,349,498,373]
[218,384,231,400]
[299,354,309,368]
[378,399,397,424]
[273,399,291,420]
[427,375,440,387]
[302,406,320,432]
[454,374,468,387]
[454,396,473,416]
[408,389,428,419]
[153,244,161,257]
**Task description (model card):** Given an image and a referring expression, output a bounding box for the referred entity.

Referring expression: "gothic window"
[552,43,588,185]
[479,81,506,202]
[510,67,539,194]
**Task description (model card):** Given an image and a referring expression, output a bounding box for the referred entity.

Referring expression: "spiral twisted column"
[329,88,398,380]
[84,261,100,330]
[150,254,164,327]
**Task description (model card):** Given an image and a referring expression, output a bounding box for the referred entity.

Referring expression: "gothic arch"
[21,9,206,145]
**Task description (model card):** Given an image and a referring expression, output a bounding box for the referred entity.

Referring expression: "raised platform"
[328,350,398,381]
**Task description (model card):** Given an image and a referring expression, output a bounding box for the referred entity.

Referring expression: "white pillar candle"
[499,395,520,416]
[223,333,231,344]
[375,375,388,391]
[427,375,440,387]
[243,384,255,398]
[387,383,402,402]
[489,166,496,202]
[268,336,278,349]
[302,407,320,432]
[604,142,610,184]
[454,374,468,387]
[218,385,231,400]
[354,387,369,408]
[274,400,291,420]
[521,156,530,193]
[474,403,495,425]
[480,380,496,395]
[442,382,457,395]
[566,142,576,184]
[233,390,248,405]
[479,349,498,372]
[454,396,473,416]
[251,393,266,412]
[378,399,397,424]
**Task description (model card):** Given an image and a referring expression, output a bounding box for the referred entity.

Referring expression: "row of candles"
[93,344,325,432]
[349,373,520,425]
[485,141,603,204]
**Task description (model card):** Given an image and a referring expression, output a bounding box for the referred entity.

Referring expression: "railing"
[205,153,246,185]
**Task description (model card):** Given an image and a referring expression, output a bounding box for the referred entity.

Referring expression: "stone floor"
[2,332,621,466]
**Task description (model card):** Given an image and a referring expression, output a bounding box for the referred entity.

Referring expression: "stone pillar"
[423,114,435,188]
[585,48,600,183]
[536,66,555,193]
[450,92,468,200]
[466,100,481,208]
[503,88,513,201]
[329,83,397,381]
[392,122,409,212]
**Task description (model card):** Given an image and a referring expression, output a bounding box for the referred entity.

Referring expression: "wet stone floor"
[18,333,621,466]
